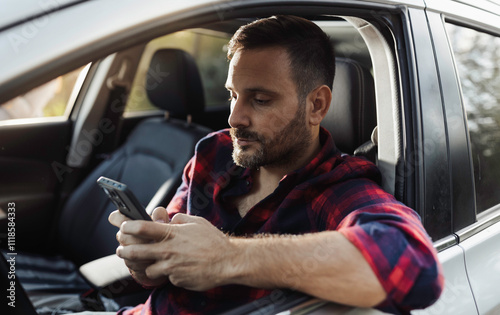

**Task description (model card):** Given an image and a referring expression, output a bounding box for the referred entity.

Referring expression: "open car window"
[0,65,88,123]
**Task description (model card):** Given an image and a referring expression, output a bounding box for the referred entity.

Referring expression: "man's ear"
[308,85,332,126]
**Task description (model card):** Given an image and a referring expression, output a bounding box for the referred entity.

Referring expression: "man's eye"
[254,98,269,105]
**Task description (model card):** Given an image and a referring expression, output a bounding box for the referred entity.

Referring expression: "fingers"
[145,259,170,280]
[123,258,155,272]
[120,220,173,242]
[113,209,159,245]
[116,242,166,262]
[109,210,130,228]
[170,213,196,224]
[116,229,151,245]
[152,207,169,223]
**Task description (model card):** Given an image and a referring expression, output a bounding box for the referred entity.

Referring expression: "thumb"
[170,213,196,224]
[151,207,169,223]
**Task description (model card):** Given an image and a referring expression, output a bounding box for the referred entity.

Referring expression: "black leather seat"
[58,49,212,266]
[8,49,211,297]
[322,57,377,159]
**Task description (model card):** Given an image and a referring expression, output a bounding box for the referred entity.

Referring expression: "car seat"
[322,57,377,159]
[58,49,212,266]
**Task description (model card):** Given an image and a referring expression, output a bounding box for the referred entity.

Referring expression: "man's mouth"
[235,138,255,146]
[230,128,260,147]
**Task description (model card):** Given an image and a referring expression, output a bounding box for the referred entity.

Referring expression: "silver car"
[0,0,499,314]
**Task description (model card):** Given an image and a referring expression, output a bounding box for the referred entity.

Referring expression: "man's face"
[225,47,312,169]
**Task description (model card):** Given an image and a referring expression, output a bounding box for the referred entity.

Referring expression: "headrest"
[147,49,205,120]
[321,58,376,154]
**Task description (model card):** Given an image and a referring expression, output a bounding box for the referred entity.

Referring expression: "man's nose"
[228,100,250,128]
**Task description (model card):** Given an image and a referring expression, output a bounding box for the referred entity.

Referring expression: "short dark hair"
[227,15,335,102]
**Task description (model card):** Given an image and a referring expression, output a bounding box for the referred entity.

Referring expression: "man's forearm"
[113,212,387,306]
[225,231,386,308]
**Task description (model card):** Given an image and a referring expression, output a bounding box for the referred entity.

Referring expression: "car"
[1,0,500,314]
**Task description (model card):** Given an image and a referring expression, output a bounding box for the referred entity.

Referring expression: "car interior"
[1,14,394,314]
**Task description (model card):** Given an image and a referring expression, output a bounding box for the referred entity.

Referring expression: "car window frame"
[423,0,500,240]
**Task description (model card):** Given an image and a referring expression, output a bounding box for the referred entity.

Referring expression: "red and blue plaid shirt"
[120,127,443,315]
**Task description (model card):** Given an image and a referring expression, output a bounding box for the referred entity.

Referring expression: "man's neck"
[253,132,322,196]
[234,131,322,218]
[260,132,321,180]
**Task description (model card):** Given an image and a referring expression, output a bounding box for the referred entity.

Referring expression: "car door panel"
[0,120,72,253]
[407,7,453,240]
[425,11,476,231]
[425,3,500,314]
[460,219,500,314]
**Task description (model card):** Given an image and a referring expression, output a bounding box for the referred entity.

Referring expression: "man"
[109,15,443,314]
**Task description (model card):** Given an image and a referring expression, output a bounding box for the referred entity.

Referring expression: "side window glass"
[0,65,88,122]
[446,23,500,213]
[126,29,230,113]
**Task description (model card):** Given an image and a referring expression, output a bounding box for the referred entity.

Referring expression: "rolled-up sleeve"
[338,201,444,314]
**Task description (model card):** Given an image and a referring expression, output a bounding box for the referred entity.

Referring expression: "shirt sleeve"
[333,181,444,314]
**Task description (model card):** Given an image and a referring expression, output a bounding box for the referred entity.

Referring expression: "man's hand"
[109,207,170,288]
[110,209,241,291]
[110,208,386,307]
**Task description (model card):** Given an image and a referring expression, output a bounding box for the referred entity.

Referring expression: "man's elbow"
[407,269,445,309]
[385,263,445,312]
[343,292,387,309]
[317,275,388,308]
[355,278,387,308]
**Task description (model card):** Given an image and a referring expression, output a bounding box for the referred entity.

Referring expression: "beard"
[230,104,311,169]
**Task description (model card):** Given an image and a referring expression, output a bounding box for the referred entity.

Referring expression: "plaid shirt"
[120,128,443,315]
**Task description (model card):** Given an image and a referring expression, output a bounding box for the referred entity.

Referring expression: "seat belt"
[93,85,127,159]
[353,126,378,163]
[93,59,131,160]
[51,60,130,239]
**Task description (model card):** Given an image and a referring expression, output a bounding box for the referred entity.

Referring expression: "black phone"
[97,176,152,221]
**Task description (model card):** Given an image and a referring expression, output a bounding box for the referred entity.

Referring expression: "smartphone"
[96,176,152,221]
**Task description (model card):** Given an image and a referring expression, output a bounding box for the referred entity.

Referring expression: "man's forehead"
[225,47,294,93]
[230,46,290,66]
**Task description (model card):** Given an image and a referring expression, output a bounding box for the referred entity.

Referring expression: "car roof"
[0,0,216,102]
[2,0,499,104]
[0,0,89,31]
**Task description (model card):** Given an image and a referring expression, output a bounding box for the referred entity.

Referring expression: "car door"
[414,1,500,314]
[0,65,89,254]
[426,1,500,314]
[402,5,479,315]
